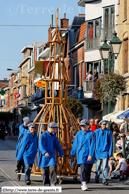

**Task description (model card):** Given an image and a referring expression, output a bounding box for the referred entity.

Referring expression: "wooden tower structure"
[33,9,80,181]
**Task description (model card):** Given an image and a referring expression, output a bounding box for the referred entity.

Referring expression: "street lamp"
[99,31,122,128]
[99,40,111,60]
[109,31,122,56]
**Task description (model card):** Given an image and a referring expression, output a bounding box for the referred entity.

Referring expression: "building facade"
[78,0,120,119]
[117,0,129,111]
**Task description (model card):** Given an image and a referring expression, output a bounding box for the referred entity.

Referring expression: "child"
[16,123,38,185]
[38,122,64,186]
[111,153,128,179]
[121,158,129,180]
[70,119,96,191]
[108,157,118,177]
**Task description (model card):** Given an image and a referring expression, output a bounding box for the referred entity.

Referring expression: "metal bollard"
[113,133,116,154]
[122,134,126,158]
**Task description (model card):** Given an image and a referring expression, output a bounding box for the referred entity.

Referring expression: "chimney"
[60,13,69,29]
[51,14,53,27]
[78,14,85,16]
[48,15,54,42]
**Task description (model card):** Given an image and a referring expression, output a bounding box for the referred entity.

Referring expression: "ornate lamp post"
[99,31,122,115]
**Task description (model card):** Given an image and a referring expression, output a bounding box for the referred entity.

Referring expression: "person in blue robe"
[95,120,113,185]
[15,117,31,172]
[70,119,96,191]
[17,123,38,185]
[38,122,64,186]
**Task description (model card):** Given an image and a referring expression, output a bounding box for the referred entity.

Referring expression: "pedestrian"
[17,123,38,185]
[38,122,64,186]
[70,119,96,191]
[15,121,19,136]
[15,117,31,173]
[0,120,5,140]
[89,118,97,132]
[95,120,113,185]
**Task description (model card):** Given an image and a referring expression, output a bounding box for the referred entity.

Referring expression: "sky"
[0,0,85,80]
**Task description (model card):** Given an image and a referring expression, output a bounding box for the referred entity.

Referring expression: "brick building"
[117,0,129,111]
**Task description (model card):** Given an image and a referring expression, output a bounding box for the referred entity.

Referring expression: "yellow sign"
[37,81,46,87]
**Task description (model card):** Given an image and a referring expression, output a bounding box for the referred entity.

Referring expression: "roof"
[18,56,31,68]
[68,16,85,49]
[21,46,33,53]
[70,16,85,30]
[78,21,87,42]
[78,0,99,7]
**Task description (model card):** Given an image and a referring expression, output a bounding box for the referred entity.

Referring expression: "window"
[73,66,77,88]
[104,6,115,39]
[124,38,128,73]
[10,94,13,106]
[86,18,101,50]
[124,0,127,19]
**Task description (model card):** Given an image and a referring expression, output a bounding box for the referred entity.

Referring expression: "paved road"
[0,136,129,194]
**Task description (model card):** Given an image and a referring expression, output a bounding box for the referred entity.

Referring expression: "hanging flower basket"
[93,73,127,109]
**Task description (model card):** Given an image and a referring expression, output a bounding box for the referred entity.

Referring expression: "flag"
[34,61,49,78]
[34,61,44,78]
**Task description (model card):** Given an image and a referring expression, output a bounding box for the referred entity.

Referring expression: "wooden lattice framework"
[32,9,80,179]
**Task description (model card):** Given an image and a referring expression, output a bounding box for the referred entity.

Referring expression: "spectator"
[94,69,98,82]
[89,119,97,132]
[108,157,118,177]
[95,119,100,129]
[116,133,123,152]
[121,158,129,180]
[84,73,89,81]
[120,122,129,135]
[111,153,128,179]
[85,71,93,81]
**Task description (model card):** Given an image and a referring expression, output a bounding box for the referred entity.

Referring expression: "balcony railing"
[83,81,94,92]
[85,37,100,50]
[101,26,115,41]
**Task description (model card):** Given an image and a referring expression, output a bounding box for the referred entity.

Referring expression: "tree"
[20,107,32,118]
[67,97,84,118]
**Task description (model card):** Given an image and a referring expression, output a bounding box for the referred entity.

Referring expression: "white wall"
[85,0,118,28]
[85,49,101,62]
[85,0,102,21]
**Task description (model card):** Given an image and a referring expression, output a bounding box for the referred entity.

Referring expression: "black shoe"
[119,178,125,181]
[26,180,31,185]
[87,177,90,183]
[103,181,108,185]
[95,179,99,183]
[15,169,20,173]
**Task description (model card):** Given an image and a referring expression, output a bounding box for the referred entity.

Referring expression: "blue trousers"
[95,158,108,183]
[25,164,33,182]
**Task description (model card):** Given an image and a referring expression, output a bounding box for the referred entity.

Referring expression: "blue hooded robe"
[70,130,96,164]
[17,131,38,165]
[15,124,29,157]
[38,131,64,168]
[95,128,113,159]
